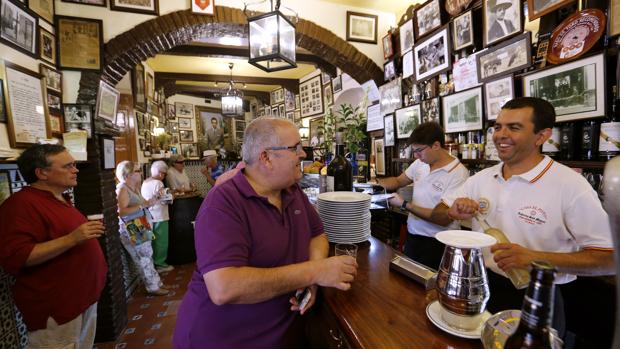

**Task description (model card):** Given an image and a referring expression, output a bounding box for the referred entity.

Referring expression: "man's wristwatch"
[400,200,408,211]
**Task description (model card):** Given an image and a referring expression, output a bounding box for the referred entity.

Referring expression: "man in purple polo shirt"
[173,118,358,349]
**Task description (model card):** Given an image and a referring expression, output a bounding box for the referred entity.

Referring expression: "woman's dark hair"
[502,97,555,133]
[17,144,66,184]
[408,122,445,147]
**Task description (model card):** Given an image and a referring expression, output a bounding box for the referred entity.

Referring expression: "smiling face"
[266,124,306,187]
[492,107,549,166]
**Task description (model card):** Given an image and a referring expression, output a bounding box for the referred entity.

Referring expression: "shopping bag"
[121,208,155,246]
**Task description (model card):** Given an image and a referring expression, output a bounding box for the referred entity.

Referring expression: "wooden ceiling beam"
[169,84,270,104]
[155,72,299,94]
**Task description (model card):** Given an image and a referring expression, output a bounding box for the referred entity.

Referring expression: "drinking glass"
[335,243,358,259]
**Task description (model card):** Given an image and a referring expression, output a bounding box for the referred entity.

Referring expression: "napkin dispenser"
[390,254,437,290]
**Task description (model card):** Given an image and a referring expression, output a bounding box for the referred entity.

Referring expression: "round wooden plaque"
[547,9,606,65]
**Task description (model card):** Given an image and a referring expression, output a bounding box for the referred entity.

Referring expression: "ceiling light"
[221,63,244,117]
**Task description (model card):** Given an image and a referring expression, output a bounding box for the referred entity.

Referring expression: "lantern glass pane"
[249,14,279,59]
[278,16,295,62]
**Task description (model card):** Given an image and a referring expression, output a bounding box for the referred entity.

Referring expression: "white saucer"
[425,300,491,339]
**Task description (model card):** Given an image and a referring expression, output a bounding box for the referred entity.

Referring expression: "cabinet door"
[306,299,352,349]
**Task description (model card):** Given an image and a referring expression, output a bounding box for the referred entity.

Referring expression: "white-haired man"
[141,160,173,272]
[174,118,358,349]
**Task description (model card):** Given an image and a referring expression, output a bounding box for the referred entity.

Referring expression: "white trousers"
[26,302,98,349]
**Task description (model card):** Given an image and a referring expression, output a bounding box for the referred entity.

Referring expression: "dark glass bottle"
[560,123,578,160]
[580,120,599,160]
[599,87,620,160]
[504,261,557,349]
[326,144,352,192]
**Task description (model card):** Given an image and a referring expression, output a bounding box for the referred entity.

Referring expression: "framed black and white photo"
[421,97,441,124]
[442,86,484,133]
[279,103,285,117]
[402,51,414,79]
[414,0,443,39]
[299,75,324,118]
[366,103,383,131]
[309,117,324,147]
[395,104,422,139]
[102,138,115,169]
[477,32,532,82]
[271,88,284,104]
[527,0,573,21]
[382,33,394,59]
[179,129,194,143]
[483,0,522,46]
[47,93,61,114]
[384,114,395,146]
[523,53,605,122]
[95,80,119,123]
[175,102,194,118]
[180,143,199,158]
[324,84,333,107]
[399,19,415,55]
[332,76,342,94]
[374,138,386,175]
[39,27,56,65]
[1,0,38,58]
[285,89,295,111]
[413,26,451,82]
[484,75,514,120]
[178,117,192,129]
[110,0,158,15]
[40,64,62,94]
[132,63,146,112]
[63,104,92,138]
[379,78,402,116]
[271,105,279,118]
[384,60,396,81]
[346,11,378,44]
[453,10,474,50]
[61,0,106,6]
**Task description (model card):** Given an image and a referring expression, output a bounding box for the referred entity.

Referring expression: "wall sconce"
[299,127,309,140]
[245,0,297,72]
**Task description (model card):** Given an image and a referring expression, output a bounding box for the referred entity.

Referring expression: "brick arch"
[90,6,383,96]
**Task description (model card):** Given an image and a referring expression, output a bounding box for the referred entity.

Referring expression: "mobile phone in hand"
[295,287,311,312]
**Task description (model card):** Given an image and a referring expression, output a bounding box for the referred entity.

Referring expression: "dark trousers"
[486,270,566,337]
[403,234,445,271]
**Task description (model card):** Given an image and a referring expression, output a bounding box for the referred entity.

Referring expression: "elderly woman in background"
[115,160,168,296]
[141,161,174,273]
[166,154,196,196]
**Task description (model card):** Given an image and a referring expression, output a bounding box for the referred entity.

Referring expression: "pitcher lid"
[436,230,496,248]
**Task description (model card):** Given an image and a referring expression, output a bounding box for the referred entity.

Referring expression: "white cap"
[203,150,217,158]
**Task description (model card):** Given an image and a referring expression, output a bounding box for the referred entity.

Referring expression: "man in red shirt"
[0,144,108,349]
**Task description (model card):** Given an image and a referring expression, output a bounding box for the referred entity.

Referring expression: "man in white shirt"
[166,154,195,195]
[142,161,173,272]
[376,122,469,269]
[431,97,613,332]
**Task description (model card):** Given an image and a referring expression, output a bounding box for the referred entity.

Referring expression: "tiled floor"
[94,264,194,349]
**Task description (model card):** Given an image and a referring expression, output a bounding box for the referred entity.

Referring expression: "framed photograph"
[321,71,331,85]
[379,78,402,116]
[110,0,158,15]
[4,63,50,147]
[384,114,395,146]
[284,89,295,111]
[309,117,324,147]
[40,64,62,94]
[102,138,115,169]
[413,26,451,82]
[374,138,386,175]
[523,53,605,122]
[271,105,280,118]
[175,102,194,118]
[278,103,285,117]
[610,0,620,37]
[0,0,38,57]
[0,79,6,123]
[324,83,333,107]
[179,130,194,143]
[28,0,54,24]
[63,104,92,138]
[527,0,574,21]
[167,103,175,119]
[299,75,324,118]
[191,0,214,15]
[295,95,300,109]
[421,97,441,124]
[180,143,199,158]
[132,63,146,112]
[453,52,482,92]
[384,60,396,81]
[346,11,378,44]
[441,86,484,133]
[61,0,106,6]
[39,27,56,66]
[47,93,61,114]
[399,19,415,55]
[453,10,474,50]
[146,72,154,101]
[415,0,443,39]
[270,88,283,104]
[56,15,103,71]
[294,110,301,124]
[366,103,383,131]
[395,105,422,139]
[382,33,394,59]
[483,0,522,46]
[402,51,414,79]
[95,80,119,123]
[445,0,475,16]
[178,117,191,129]
[332,76,342,94]
[49,113,63,135]
[477,32,532,83]
[285,111,294,121]
[484,75,514,120]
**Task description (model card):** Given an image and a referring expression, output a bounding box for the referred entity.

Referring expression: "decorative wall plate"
[547,9,605,65]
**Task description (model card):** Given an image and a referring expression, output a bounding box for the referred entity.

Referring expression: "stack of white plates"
[317,191,371,243]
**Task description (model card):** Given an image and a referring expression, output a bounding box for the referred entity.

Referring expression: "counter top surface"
[322,237,483,349]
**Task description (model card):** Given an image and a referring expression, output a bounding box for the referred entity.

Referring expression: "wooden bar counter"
[309,236,483,349]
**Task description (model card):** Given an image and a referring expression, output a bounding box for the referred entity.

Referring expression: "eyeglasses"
[412,145,429,154]
[265,143,304,153]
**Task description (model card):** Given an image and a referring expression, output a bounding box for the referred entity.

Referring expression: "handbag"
[121,208,155,246]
